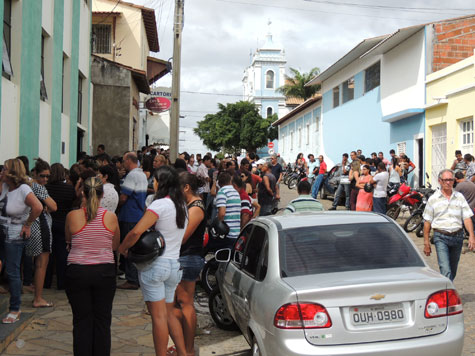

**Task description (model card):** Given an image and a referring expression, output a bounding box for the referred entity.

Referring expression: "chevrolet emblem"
[370,294,385,301]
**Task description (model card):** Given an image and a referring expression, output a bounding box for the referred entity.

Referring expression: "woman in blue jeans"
[0,159,42,324]
[119,166,188,356]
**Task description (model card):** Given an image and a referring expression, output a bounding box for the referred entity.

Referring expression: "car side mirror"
[215,248,231,263]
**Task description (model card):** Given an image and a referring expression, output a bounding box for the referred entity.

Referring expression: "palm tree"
[277,67,321,100]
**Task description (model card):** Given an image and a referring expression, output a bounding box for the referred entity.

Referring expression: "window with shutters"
[460,118,474,155]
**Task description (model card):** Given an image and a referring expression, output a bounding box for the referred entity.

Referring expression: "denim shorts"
[179,255,205,282]
[138,257,182,303]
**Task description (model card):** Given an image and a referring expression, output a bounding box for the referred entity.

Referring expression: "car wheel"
[403,212,423,233]
[200,258,218,295]
[386,203,401,220]
[251,337,261,356]
[288,178,298,190]
[209,288,238,331]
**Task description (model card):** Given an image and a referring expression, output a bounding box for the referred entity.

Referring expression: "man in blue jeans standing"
[423,169,475,281]
[117,152,148,290]
[311,155,327,199]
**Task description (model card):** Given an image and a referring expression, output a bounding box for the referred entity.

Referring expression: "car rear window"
[279,223,424,277]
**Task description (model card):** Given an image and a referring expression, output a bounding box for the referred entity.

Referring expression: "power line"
[214,0,451,22]
[302,0,475,13]
[94,0,122,25]
[182,90,242,97]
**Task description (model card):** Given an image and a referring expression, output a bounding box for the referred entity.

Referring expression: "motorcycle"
[386,183,423,220]
[403,176,434,237]
[287,166,308,190]
[282,163,294,185]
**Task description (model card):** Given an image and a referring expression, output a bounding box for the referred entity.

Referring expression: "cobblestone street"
[1,186,475,355]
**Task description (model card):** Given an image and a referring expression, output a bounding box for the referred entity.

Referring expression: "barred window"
[365,62,380,93]
[92,24,112,54]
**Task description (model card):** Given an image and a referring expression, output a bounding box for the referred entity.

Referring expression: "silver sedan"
[209,212,464,356]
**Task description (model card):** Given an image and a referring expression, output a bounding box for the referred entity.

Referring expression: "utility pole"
[169,0,184,163]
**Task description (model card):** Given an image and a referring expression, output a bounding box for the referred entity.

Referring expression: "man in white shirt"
[307,154,319,185]
[423,169,475,281]
[370,162,389,214]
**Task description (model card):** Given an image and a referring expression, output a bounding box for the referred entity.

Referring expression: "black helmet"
[364,182,374,193]
[128,230,165,264]
[209,218,229,239]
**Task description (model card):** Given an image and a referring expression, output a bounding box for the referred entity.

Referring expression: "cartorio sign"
[145,97,171,113]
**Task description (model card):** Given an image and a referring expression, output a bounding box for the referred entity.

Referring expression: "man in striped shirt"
[423,169,475,281]
[284,181,324,214]
[216,172,241,240]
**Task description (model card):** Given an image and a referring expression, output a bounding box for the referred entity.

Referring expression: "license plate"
[350,303,406,326]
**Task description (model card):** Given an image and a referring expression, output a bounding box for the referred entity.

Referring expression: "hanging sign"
[145,97,171,113]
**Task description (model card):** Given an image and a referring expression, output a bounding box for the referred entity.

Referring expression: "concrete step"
[0,295,35,354]
[0,310,34,354]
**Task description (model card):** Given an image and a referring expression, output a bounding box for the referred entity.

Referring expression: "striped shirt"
[423,189,473,232]
[215,185,241,239]
[238,189,253,217]
[284,195,324,214]
[68,207,115,265]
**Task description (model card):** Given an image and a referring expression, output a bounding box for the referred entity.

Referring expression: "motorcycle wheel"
[209,288,238,331]
[403,212,423,233]
[415,224,424,238]
[200,258,219,295]
[386,203,401,220]
[288,177,298,190]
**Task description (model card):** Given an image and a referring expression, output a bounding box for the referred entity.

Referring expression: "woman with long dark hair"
[119,166,188,356]
[44,163,76,290]
[27,158,57,307]
[65,177,120,356]
[174,172,206,356]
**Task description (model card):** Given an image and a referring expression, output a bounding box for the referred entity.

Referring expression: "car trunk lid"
[283,267,449,346]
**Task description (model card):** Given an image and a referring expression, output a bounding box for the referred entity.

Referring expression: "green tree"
[277,67,321,100]
[194,101,278,153]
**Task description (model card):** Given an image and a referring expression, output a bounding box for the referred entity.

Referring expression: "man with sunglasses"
[423,169,475,281]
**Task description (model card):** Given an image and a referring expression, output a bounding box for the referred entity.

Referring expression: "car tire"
[288,178,298,190]
[251,336,262,356]
[386,203,401,220]
[209,288,238,331]
[200,258,218,295]
[415,224,424,238]
[403,212,423,233]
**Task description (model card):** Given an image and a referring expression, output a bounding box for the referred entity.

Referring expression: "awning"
[147,56,170,85]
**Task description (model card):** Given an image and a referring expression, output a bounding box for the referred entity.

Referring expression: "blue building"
[243,30,287,156]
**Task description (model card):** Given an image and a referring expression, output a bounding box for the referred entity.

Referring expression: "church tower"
[243,23,287,120]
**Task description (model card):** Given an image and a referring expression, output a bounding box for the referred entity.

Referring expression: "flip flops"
[32,301,54,308]
[2,312,21,324]
[166,345,177,356]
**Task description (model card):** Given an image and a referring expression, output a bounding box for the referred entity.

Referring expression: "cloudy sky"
[135,0,473,151]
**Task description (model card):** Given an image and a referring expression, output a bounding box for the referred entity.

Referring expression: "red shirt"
[319,161,327,175]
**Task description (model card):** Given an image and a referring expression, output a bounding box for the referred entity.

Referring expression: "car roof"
[261,211,391,230]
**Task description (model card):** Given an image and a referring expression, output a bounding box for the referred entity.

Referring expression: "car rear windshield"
[279,222,424,277]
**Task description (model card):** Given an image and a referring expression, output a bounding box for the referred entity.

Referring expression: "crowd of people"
[2,143,475,355]
[0,144,316,356]
[296,149,415,214]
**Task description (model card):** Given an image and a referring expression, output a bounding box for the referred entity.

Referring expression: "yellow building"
[90,0,169,155]
[425,52,475,182]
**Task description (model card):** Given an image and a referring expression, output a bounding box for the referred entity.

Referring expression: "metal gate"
[431,124,447,186]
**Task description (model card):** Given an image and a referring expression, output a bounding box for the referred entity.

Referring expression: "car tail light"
[425,289,463,318]
[274,303,332,329]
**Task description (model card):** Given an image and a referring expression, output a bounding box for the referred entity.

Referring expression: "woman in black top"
[44,163,76,290]
[175,172,206,356]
